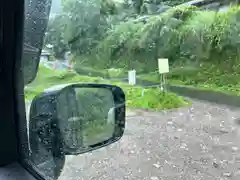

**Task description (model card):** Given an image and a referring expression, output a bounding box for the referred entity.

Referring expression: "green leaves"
[95,5,197,70]
[46,0,116,56]
[44,14,69,58]
[47,0,240,75]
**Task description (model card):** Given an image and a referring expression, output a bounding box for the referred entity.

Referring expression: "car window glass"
[21,0,240,179]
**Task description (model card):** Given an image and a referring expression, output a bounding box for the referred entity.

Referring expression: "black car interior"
[0,0,45,179]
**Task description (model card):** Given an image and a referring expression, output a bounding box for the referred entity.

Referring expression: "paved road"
[25,99,240,180]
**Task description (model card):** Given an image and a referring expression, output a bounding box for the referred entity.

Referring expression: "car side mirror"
[29,83,125,155]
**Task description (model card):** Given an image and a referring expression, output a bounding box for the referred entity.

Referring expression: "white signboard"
[128,70,136,85]
[107,107,115,124]
[158,58,169,74]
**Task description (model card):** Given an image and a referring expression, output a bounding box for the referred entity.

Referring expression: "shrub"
[94,5,200,72]
[91,5,240,73]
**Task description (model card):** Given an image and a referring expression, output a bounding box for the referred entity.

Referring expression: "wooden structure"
[133,0,239,24]
[180,0,239,11]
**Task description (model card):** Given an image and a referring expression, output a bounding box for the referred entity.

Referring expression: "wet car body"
[23,0,52,85]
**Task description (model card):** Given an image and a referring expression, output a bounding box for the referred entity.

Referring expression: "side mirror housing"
[29,83,125,155]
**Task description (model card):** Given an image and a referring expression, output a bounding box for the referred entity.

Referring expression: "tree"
[60,0,115,55]
[44,14,69,59]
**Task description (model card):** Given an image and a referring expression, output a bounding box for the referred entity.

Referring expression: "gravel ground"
[29,99,240,180]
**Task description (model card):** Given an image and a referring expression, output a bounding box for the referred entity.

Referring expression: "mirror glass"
[56,87,116,150]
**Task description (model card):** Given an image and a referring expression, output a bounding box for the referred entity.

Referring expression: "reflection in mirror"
[56,87,115,150]
[75,87,115,147]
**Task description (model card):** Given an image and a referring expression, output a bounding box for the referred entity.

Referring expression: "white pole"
[160,74,164,91]
[132,69,136,85]
[163,74,167,91]
[128,70,136,85]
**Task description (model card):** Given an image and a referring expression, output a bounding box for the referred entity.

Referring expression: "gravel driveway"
[56,99,240,180]
[27,99,240,180]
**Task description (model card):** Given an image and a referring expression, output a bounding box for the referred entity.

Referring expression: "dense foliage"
[45,0,240,75]
[44,0,190,60]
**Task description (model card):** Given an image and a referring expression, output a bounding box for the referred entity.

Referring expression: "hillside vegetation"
[76,5,240,96]
[134,5,240,95]
[44,0,240,96]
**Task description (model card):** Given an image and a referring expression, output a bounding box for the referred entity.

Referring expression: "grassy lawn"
[24,65,190,110]
[138,63,240,96]
[24,65,105,100]
[73,62,128,79]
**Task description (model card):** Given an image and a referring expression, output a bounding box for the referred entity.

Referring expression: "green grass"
[138,63,240,96]
[73,65,108,77]
[73,63,128,79]
[24,65,104,100]
[124,87,189,110]
[24,65,190,110]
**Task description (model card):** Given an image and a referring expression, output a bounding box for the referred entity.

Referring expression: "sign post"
[158,58,169,91]
[128,69,136,85]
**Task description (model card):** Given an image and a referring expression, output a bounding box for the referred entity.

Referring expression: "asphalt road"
[25,99,240,180]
